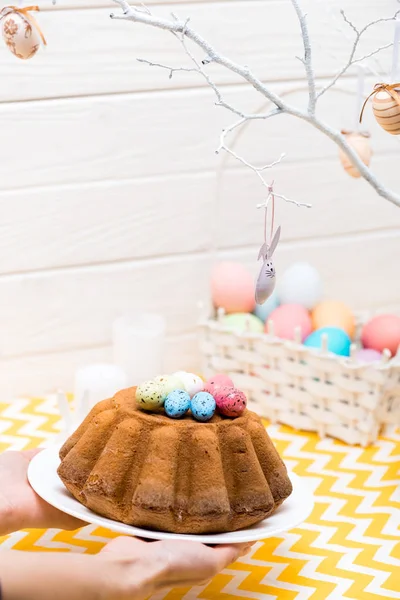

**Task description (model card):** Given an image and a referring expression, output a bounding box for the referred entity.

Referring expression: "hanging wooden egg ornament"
[338,131,372,178]
[0,5,46,60]
[360,83,400,135]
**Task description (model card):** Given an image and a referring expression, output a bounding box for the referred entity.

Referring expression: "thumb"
[213,543,252,568]
[21,448,42,462]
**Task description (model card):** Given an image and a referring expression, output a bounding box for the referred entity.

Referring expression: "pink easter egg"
[204,374,234,395]
[266,304,312,341]
[211,262,255,314]
[355,348,382,363]
[214,386,247,417]
[361,314,400,355]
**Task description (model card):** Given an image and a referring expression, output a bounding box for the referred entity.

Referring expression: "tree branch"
[290,0,317,114]
[317,9,400,99]
[111,0,400,209]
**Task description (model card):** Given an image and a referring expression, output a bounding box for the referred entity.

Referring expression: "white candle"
[112,313,166,385]
[74,363,128,420]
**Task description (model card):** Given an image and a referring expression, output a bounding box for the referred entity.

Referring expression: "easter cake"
[58,373,292,534]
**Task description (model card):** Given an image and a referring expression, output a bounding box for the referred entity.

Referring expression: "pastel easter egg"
[164,390,191,419]
[254,290,279,322]
[304,326,351,357]
[190,392,216,422]
[222,313,264,333]
[312,300,355,338]
[173,371,204,397]
[211,262,255,314]
[136,380,164,411]
[338,131,372,178]
[266,304,312,341]
[1,9,41,60]
[204,374,234,395]
[214,387,247,417]
[361,314,400,355]
[355,348,382,363]
[159,374,185,398]
[277,263,322,309]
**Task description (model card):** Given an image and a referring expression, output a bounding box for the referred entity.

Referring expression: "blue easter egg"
[304,326,351,357]
[190,392,216,422]
[254,290,279,322]
[164,389,191,419]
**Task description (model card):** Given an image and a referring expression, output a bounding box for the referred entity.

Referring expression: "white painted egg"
[277,262,322,310]
[174,371,204,397]
[1,10,41,60]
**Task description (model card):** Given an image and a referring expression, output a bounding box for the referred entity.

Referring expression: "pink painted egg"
[214,386,247,417]
[204,374,234,395]
[211,262,255,314]
[361,314,400,355]
[266,304,312,341]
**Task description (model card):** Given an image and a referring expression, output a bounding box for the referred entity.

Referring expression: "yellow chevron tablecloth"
[0,396,399,599]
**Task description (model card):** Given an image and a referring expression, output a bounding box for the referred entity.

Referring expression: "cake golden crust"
[58,387,292,534]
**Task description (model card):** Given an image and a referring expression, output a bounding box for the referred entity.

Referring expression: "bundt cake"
[58,387,292,534]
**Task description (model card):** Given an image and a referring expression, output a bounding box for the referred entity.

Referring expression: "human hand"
[100,536,254,598]
[0,449,85,535]
[0,535,254,600]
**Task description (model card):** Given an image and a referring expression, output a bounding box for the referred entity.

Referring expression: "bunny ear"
[258,242,268,261]
[268,226,281,257]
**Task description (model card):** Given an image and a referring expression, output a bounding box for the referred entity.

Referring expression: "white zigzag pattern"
[33,528,86,553]
[0,399,56,440]
[0,530,29,550]
[269,429,399,597]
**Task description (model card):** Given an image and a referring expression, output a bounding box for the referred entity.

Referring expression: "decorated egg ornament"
[360,83,400,135]
[0,5,46,60]
[339,131,372,178]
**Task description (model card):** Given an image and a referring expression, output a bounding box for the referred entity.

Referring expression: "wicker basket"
[198,312,400,446]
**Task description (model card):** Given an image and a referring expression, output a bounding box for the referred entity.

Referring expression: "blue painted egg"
[304,326,351,357]
[190,392,216,422]
[254,290,279,322]
[164,389,191,419]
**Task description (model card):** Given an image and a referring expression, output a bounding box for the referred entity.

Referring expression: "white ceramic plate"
[28,446,314,544]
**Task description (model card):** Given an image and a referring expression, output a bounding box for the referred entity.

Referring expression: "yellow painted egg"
[312,300,355,338]
[1,9,41,60]
[338,131,372,178]
[372,89,400,135]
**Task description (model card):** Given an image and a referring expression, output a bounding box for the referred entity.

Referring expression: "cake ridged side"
[57,388,293,534]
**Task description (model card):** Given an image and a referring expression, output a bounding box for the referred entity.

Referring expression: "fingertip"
[212,543,246,567]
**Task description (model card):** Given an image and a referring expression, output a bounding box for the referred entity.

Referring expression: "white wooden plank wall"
[0,0,399,397]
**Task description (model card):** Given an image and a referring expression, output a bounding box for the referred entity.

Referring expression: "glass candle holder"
[112,313,166,385]
[74,363,128,422]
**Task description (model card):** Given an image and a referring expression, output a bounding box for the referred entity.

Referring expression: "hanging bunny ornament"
[255,186,281,304]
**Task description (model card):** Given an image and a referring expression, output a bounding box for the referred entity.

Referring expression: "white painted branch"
[290,0,317,114]
[318,9,400,99]
[111,0,400,209]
